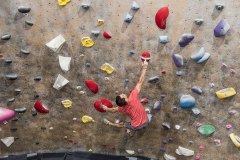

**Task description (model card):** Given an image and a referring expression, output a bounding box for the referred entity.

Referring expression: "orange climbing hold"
[155,6,169,30]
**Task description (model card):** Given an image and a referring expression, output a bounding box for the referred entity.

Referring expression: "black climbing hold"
[35,142,39,145]
[85,63,91,67]
[34,76,41,81]
[124,79,129,83]
[4,58,12,64]
[12,117,18,121]
[15,107,27,113]
[25,20,34,26]
[162,122,170,130]
[34,94,39,98]
[5,73,18,80]
[8,98,15,102]
[32,111,37,116]
[10,127,17,132]
[81,3,90,9]
[18,6,31,13]
[129,50,135,56]
[1,34,11,40]
[148,76,160,83]
[41,126,46,130]
[20,49,30,54]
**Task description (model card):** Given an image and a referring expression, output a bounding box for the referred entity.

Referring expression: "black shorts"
[124,120,149,131]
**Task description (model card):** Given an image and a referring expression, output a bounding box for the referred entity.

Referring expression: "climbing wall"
[0,0,239,159]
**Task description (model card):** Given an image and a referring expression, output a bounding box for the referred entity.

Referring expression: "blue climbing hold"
[179,34,194,47]
[172,54,183,67]
[179,95,196,109]
[197,52,210,64]
[191,47,205,61]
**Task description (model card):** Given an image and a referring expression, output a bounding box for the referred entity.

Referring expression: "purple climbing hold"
[214,19,230,37]
[153,101,161,110]
[191,86,203,95]
[178,34,194,47]
[160,147,166,152]
[162,139,168,144]
[172,54,183,67]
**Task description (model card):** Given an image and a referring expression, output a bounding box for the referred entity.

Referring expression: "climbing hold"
[81,115,94,123]
[129,50,135,56]
[191,47,205,62]
[164,153,176,160]
[131,1,140,10]
[159,36,169,44]
[25,20,33,26]
[175,125,181,130]
[226,124,232,129]
[192,108,200,115]
[10,127,17,132]
[1,34,11,40]
[8,98,15,102]
[215,4,224,10]
[58,0,71,6]
[179,34,194,47]
[198,124,215,136]
[229,133,240,148]
[172,54,183,67]
[191,86,203,95]
[18,6,31,13]
[194,122,202,128]
[59,55,71,72]
[14,88,21,94]
[14,107,26,113]
[162,139,168,144]
[94,98,113,112]
[81,3,90,9]
[61,100,72,108]
[4,58,12,64]
[91,30,100,36]
[141,52,151,62]
[175,146,194,156]
[214,139,221,146]
[162,69,167,75]
[124,79,129,83]
[85,80,99,94]
[124,13,133,23]
[155,6,169,30]
[46,35,66,53]
[214,19,230,37]
[179,95,196,109]
[53,74,69,90]
[126,150,135,155]
[215,88,236,99]
[103,32,111,39]
[104,77,109,81]
[230,69,236,75]
[195,154,201,160]
[20,49,30,55]
[81,37,94,47]
[162,122,170,130]
[160,147,166,152]
[100,63,115,74]
[0,107,16,123]
[148,76,160,83]
[197,52,210,64]
[97,19,104,26]
[85,63,91,68]
[5,73,18,80]
[198,145,204,151]
[34,76,42,81]
[176,70,184,76]
[1,137,14,147]
[194,19,204,25]
[34,101,49,113]
[140,98,148,104]
[79,91,85,94]
[153,101,161,110]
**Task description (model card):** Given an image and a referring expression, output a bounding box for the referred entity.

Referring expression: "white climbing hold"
[81,3,90,9]
[176,146,194,156]
[46,35,66,53]
[194,19,204,25]
[159,36,169,44]
[124,13,133,23]
[53,74,69,90]
[215,4,224,10]
[91,30,100,36]
[126,150,135,155]
[1,137,14,147]
[131,1,140,10]
[59,55,71,72]
[164,153,176,160]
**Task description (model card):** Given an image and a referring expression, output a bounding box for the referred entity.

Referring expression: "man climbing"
[102,60,152,136]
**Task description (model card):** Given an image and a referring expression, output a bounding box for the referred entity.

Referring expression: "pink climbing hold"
[141,52,151,62]
[94,98,113,112]
[225,123,232,129]
[195,154,201,160]
[85,80,99,94]
[155,6,169,30]
[34,101,49,113]
[230,69,236,75]
[198,145,204,151]
[0,107,16,123]
[103,32,112,39]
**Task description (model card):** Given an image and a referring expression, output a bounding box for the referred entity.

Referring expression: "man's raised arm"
[135,61,148,92]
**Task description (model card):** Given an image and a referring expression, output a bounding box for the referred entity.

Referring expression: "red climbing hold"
[34,101,49,113]
[85,80,99,94]
[155,6,169,30]
[103,32,112,39]
[94,98,113,112]
[141,52,151,62]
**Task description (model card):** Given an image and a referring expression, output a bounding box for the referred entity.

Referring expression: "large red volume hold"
[94,98,113,112]
[85,80,99,94]
[103,32,112,39]
[155,6,169,30]
[34,101,49,113]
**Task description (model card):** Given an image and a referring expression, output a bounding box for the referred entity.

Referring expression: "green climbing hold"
[198,124,215,136]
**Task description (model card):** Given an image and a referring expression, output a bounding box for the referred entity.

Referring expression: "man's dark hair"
[116,96,127,106]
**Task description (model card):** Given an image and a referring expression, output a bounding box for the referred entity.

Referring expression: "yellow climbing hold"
[216,88,236,99]
[82,115,94,123]
[104,77,110,81]
[229,133,240,148]
[64,136,68,139]
[100,63,115,74]
[81,37,94,47]
[97,19,104,26]
[58,0,71,6]
[61,100,72,108]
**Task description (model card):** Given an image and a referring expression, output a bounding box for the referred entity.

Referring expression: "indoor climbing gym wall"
[0,0,240,160]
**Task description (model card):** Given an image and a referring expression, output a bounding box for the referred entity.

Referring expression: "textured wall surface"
[0,0,239,159]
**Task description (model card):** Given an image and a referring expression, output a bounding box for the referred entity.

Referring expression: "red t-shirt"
[118,89,148,128]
